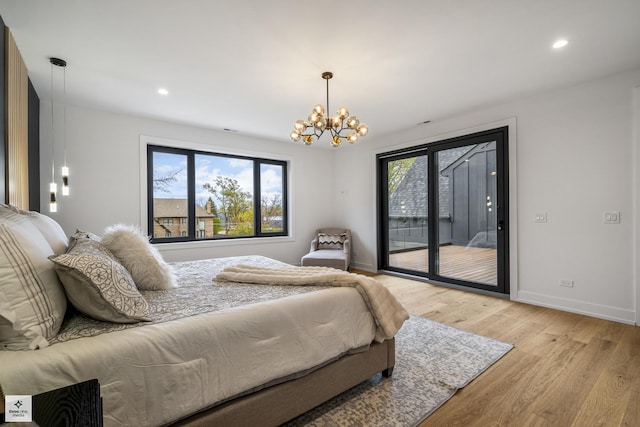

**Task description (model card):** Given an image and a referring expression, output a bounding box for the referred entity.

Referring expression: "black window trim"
[147,144,289,243]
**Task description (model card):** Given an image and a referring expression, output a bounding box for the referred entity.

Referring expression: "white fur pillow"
[101,224,177,290]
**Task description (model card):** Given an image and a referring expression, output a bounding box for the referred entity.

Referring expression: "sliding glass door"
[378,127,509,294]
[385,154,429,270]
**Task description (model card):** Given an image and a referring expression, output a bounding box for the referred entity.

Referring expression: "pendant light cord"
[62,64,66,168]
[50,62,55,182]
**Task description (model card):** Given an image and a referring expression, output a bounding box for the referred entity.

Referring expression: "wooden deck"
[388,245,497,285]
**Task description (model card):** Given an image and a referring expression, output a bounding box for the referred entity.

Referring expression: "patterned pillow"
[317,233,347,250]
[50,239,150,323]
[67,228,102,250]
[0,221,67,350]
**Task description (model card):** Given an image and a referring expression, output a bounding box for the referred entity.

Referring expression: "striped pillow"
[0,221,67,350]
[317,233,346,250]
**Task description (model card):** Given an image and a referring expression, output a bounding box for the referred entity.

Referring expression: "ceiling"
[1,0,639,145]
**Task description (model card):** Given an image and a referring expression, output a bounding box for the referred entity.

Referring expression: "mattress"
[0,256,377,426]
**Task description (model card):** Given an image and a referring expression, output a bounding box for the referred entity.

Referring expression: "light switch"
[604,211,620,224]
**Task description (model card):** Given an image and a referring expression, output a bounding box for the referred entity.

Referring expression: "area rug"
[285,315,513,427]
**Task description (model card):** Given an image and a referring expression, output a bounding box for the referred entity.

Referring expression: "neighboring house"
[388,146,470,251]
[440,142,497,249]
[153,198,215,238]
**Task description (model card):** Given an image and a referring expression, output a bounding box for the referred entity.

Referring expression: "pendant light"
[49,57,68,212]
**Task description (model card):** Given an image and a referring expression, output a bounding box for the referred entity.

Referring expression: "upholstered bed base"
[171,338,395,427]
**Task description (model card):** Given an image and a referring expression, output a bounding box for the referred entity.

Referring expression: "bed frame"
[172,338,395,426]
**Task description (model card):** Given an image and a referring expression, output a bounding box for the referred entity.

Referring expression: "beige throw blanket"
[215,265,410,342]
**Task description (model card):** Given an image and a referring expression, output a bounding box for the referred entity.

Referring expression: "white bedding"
[0,256,377,426]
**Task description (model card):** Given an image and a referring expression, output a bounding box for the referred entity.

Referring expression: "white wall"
[39,105,338,266]
[38,67,640,325]
[634,85,640,325]
[336,68,640,324]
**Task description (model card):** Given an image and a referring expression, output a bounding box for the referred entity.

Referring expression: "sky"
[152,152,282,206]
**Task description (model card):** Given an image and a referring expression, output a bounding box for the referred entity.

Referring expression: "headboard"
[1,14,40,211]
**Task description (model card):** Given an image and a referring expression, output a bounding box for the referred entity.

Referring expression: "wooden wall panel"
[0,15,6,204]
[6,28,29,209]
[28,79,40,211]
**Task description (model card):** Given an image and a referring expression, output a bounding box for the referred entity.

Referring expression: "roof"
[388,146,471,218]
[153,198,213,218]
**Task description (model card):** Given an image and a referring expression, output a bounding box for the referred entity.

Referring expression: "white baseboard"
[351,260,376,272]
[516,290,636,325]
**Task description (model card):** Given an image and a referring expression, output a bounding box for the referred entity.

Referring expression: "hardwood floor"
[368,272,640,427]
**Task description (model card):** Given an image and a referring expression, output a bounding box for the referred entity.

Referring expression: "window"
[147,144,288,242]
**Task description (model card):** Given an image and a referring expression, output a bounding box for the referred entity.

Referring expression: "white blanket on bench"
[215,265,409,342]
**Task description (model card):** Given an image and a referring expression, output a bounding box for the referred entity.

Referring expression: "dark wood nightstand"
[1,379,102,427]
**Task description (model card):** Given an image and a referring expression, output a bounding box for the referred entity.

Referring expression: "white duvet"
[0,286,376,426]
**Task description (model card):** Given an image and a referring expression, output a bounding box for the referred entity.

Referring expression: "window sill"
[153,235,295,252]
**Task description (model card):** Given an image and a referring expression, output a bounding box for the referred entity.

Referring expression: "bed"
[0,205,408,426]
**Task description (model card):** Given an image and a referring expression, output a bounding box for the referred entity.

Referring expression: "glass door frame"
[377,126,509,294]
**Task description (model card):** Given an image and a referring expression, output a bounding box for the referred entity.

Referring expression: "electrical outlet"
[559,279,574,288]
[603,211,620,224]
[535,212,547,223]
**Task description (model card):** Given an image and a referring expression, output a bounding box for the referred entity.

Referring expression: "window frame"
[146,143,289,244]
[376,126,509,294]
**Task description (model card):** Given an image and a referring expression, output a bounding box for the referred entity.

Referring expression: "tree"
[388,158,416,195]
[261,193,282,231]
[203,176,253,235]
[153,169,183,193]
[207,196,223,235]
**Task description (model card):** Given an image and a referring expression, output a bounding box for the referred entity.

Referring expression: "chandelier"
[290,71,368,147]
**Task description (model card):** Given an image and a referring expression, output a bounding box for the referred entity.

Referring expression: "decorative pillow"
[0,221,67,350]
[0,204,68,255]
[17,209,68,256]
[50,239,150,323]
[101,224,177,290]
[68,228,101,244]
[0,203,21,215]
[317,233,347,250]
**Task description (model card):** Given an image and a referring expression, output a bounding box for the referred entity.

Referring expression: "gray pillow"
[50,239,150,323]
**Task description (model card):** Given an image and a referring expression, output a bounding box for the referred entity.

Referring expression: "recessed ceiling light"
[157,88,169,95]
[552,39,568,49]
